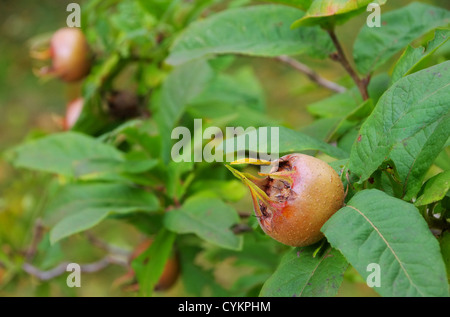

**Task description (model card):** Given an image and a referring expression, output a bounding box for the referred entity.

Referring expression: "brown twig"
[232,224,253,235]
[238,211,252,219]
[85,232,130,256]
[276,55,347,93]
[22,255,128,281]
[25,219,45,262]
[327,29,369,100]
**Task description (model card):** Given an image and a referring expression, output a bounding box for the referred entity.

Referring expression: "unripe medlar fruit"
[31,28,91,82]
[227,154,344,247]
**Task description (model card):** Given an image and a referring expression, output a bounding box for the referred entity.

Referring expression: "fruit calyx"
[226,157,298,233]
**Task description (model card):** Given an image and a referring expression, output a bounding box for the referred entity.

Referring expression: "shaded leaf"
[164,196,242,250]
[354,3,450,74]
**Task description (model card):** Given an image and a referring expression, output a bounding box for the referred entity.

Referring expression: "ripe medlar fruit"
[31,28,91,82]
[227,154,344,247]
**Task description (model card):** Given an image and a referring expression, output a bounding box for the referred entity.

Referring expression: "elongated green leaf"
[166,5,333,65]
[348,62,450,200]
[415,170,450,206]
[153,59,213,162]
[391,28,450,84]
[260,246,348,297]
[217,126,349,160]
[73,157,158,181]
[164,196,242,250]
[292,0,386,29]
[322,189,449,297]
[354,3,450,74]
[5,132,124,177]
[47,183,160,243]
[132,229,176,297]
[50,208,111,245]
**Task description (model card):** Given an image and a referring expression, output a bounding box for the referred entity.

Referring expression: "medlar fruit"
[227,154,344,247]
[31,27,91,82]
[63,98,83,130]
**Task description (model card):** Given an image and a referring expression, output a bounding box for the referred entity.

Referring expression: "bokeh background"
[0,0,448,296]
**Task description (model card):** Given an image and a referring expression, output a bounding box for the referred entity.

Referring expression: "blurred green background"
[0,0,448,297]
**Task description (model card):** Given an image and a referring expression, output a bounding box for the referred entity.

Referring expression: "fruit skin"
[63,98,83,130]
[230,154,344,247]
[49,28,91,82]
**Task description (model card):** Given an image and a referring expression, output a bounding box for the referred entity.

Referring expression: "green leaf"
[354,3,450,74]
[434,146,450,171]
[179,245,229,296]
[153,59,213,162]
[49,208,111,245]
[47,183,159,244]
[137,0,171,18]
[217,126,349,160]
[260,245,348,297]
[415,170,450,206]
[306,73,389,118]
[348,62,450,200]
[188,180,247,202]
[73,157,158,181]
[260,0,313,11]
[307,89,362,118]
[166,5,333,66]
[327,99,374,142]
[440,231,450,284]
[391,28,450,85]
[291,0,386,29]
[164,196,242,250]
[191,67,266,113]
[322,189,449,297]
[5,132,124,177]
[132,229,176,297]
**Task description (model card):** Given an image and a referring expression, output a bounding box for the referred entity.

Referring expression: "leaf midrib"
[347,205,425,296]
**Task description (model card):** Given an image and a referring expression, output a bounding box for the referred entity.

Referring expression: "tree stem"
[327,29,369,100]
[276,55,347,93]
